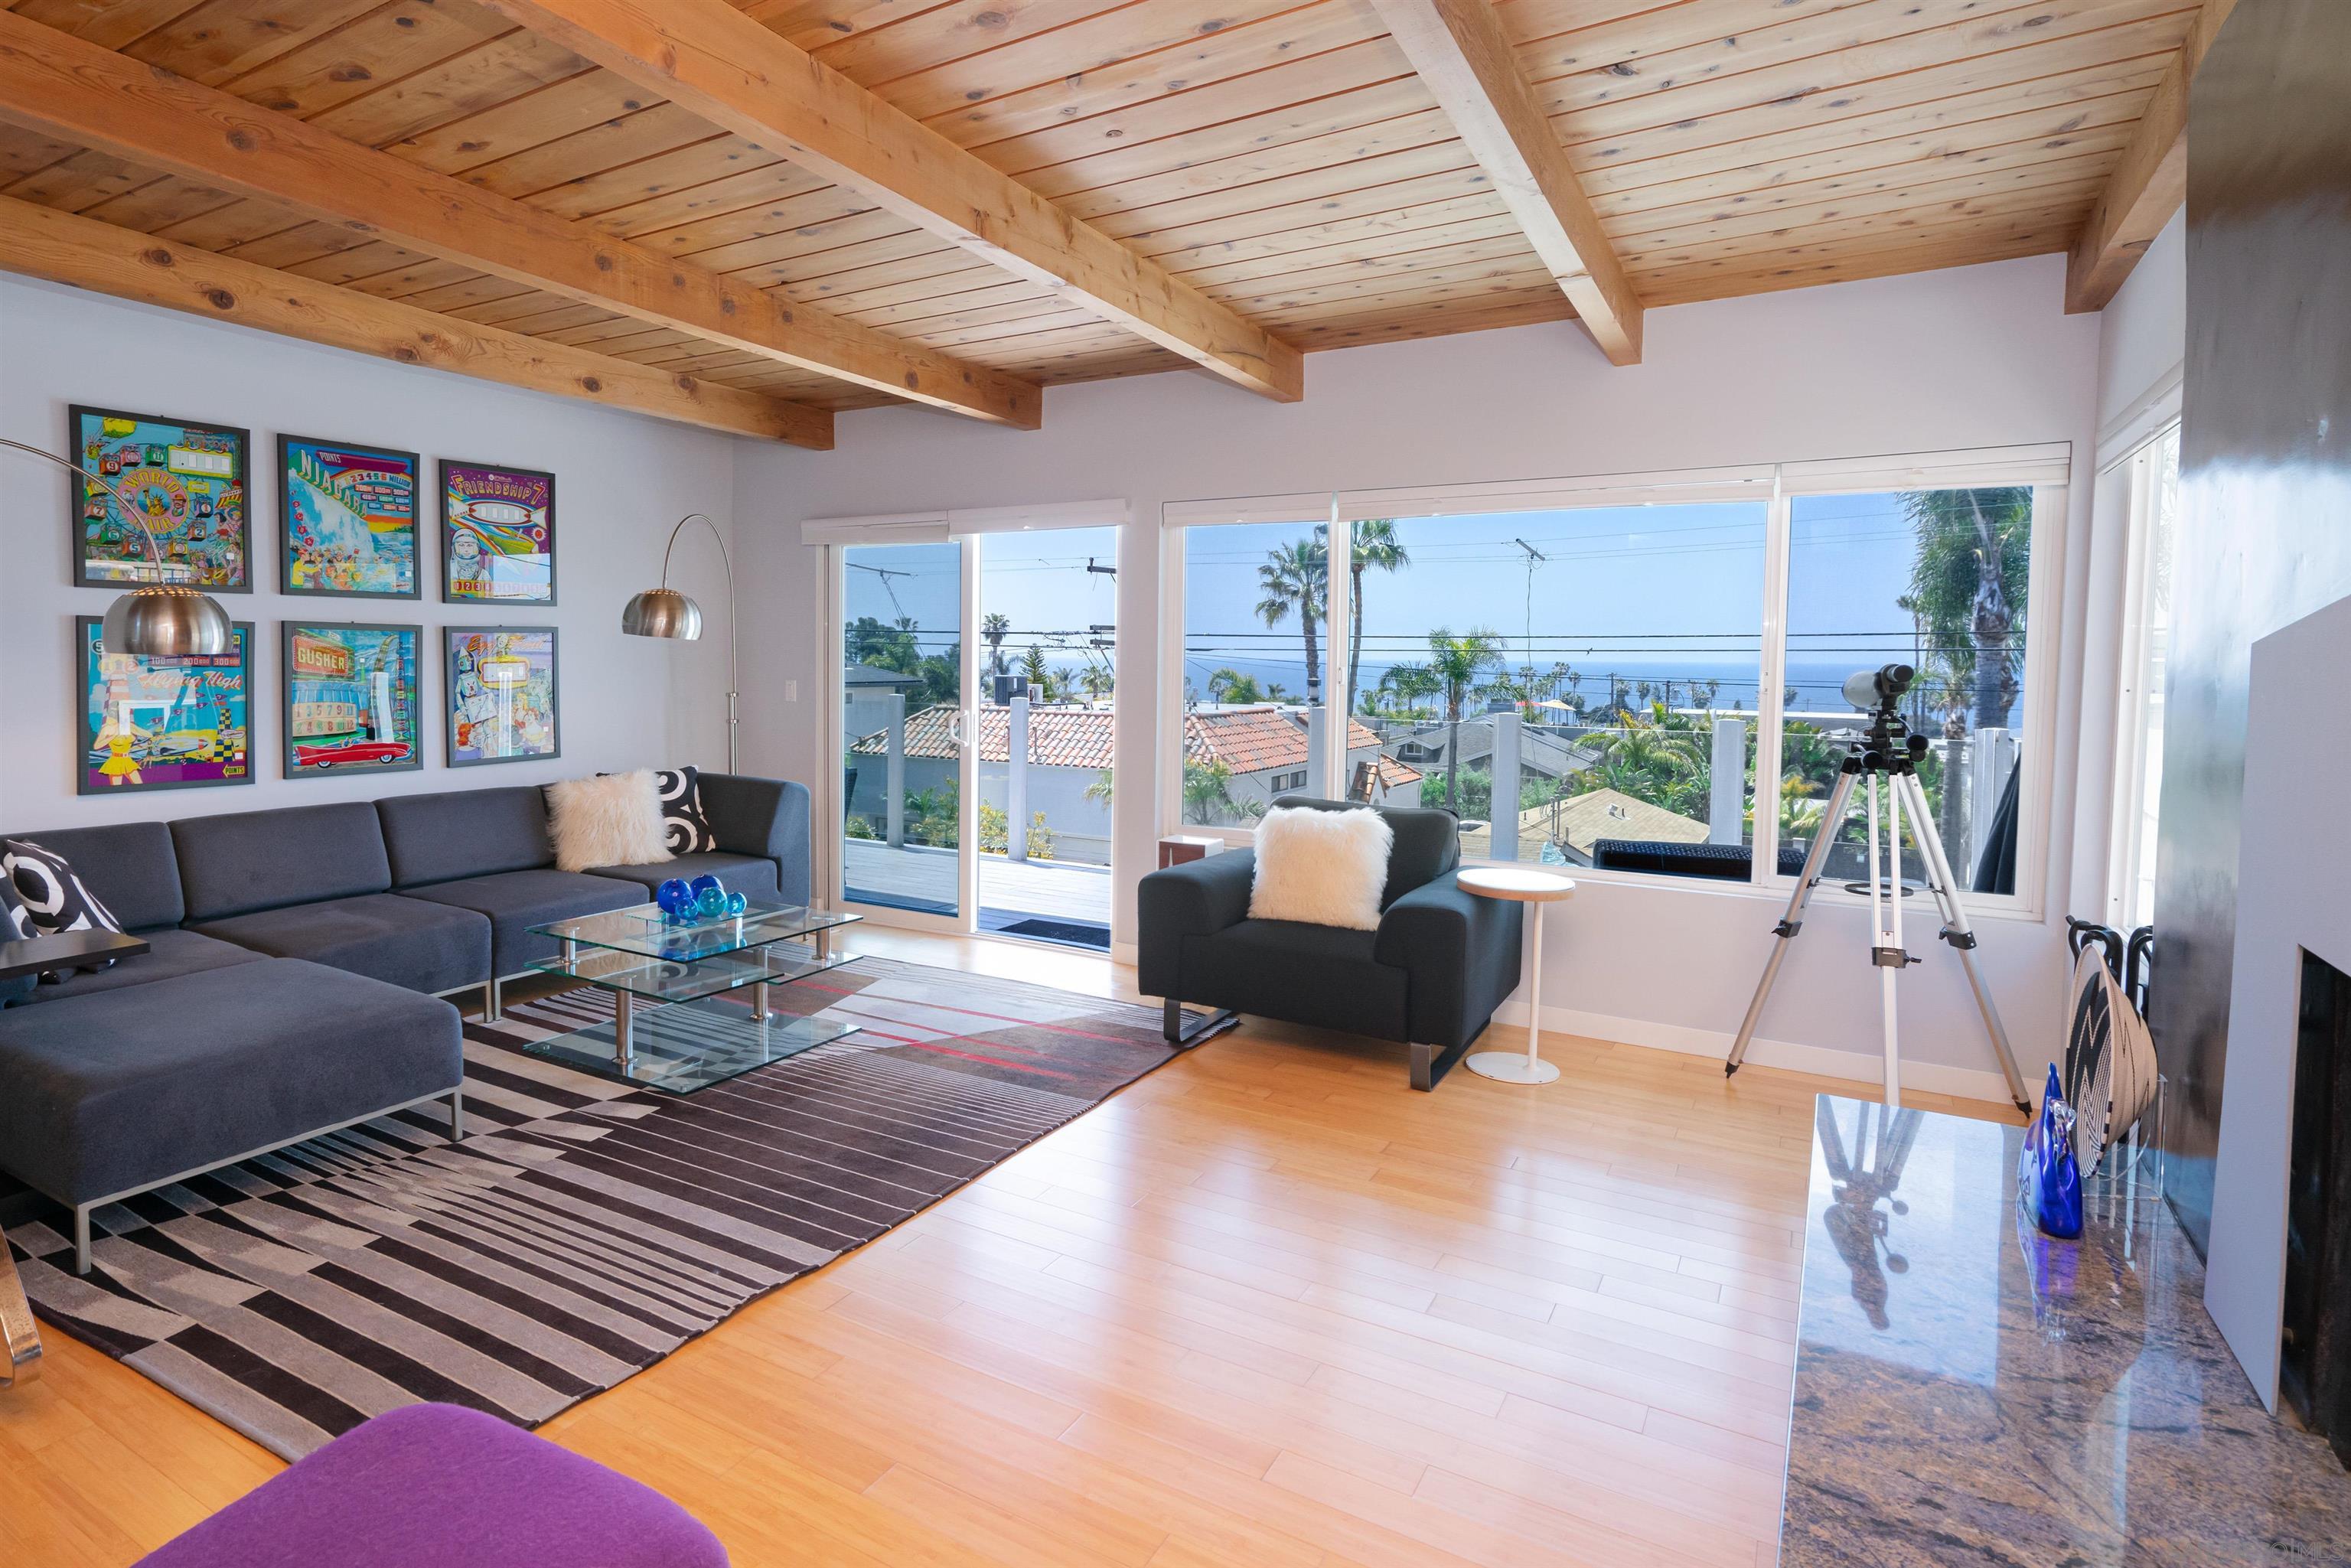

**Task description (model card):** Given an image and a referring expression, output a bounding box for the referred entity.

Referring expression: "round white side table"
[1459,867,1576,1087]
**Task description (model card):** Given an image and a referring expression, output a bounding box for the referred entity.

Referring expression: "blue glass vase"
[2019,1063,2084,1239]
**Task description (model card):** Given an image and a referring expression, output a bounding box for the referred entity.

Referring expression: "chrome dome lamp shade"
[620,585,703,640]
[101,581,235,658]
[5,437,233,657]
[625,513,737,771]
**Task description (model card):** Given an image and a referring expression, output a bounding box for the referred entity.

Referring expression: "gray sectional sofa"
[0,774,810,1273]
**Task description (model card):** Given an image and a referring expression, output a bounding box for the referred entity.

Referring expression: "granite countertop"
[1779,1094,2351,1566]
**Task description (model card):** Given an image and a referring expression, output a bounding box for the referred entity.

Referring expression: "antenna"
[847,559,913,621]
[1511,538,1547,686]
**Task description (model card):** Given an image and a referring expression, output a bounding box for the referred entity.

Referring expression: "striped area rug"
[8,956,1174,1459]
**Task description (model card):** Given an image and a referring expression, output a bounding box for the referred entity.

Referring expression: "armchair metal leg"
[1162,1000,1241,1048]
[483,973,502,1024]
[448,1087,465,1142]
[74,1205,91,1276]
[1410,1041,1471,1092]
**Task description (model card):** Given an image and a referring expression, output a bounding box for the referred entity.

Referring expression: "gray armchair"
[1138,799,1524,1089]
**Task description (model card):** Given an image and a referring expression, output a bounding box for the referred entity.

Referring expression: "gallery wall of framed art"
[9,275,737,830]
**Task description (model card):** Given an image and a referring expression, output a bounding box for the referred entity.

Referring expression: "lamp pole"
[623,512,738,773]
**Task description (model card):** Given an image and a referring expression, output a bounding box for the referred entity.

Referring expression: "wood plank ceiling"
[0,0,2209,444]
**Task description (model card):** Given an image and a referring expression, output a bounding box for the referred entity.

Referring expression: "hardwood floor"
[0,926,2016,1568]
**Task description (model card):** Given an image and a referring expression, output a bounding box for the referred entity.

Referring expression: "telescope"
[1841,662,1915,712]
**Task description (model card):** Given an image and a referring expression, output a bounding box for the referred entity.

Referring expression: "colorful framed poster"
[69,405,251,592]
[282,622,423,778]
[445,626,559,767]
[76,615,255,795]
[441,459,555,605]
[280,434,421,598]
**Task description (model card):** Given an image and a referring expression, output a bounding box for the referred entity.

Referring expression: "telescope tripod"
[1725,714,2033,1113]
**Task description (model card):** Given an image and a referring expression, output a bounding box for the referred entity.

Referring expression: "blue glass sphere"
[688,873,723,901]
[655,879,692,918]
[725,891,748,916]
[696,885,728,918]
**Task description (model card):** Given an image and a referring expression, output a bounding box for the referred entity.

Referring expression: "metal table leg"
[614,989,633,1069]
[752,979,769,1020]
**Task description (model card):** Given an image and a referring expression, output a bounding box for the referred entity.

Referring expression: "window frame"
[1159,445,2071,919]
[2101,419,2181,930]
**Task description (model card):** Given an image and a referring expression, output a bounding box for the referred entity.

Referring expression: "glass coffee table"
[521,898,863,1094]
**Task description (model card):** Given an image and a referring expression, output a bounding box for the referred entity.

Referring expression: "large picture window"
[1166,448,2064,908]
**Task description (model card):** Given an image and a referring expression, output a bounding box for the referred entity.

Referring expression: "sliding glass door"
[973,526,1118,948]
[830,511,1125,949]
[839,540,966,918]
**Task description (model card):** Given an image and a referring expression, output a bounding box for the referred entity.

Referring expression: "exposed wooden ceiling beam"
[0,195,832,446]
[2066,0,2237,314]
[0,8,1036,429]
[1367,0,1642,366]
[476,0,1304,403]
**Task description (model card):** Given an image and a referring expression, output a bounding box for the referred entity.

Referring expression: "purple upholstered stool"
[133,1403,729,1568]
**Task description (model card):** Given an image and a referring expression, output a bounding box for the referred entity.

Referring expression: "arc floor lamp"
[621,512,739,773]
[4,436,234,657]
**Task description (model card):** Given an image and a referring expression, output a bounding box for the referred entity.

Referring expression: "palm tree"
[1256,533,1329,706]
[1345,518,1407,718]
[1903,487,2030,732]
[1427,628,1502,813]
[1207,667,1267,705]
[982,611,1011,680]
[1379,662,1439,720]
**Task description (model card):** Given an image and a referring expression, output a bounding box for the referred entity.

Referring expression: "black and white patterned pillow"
[2,838,124,980]
[654,768,718,854]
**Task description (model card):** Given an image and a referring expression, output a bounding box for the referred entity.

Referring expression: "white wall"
[735,255,2106,1099]
[2095,210,2187,445]
[0,277,737,834]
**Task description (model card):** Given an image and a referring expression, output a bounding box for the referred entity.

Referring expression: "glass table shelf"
[527,939,849,1002]
[518,995,858,1095]
[533,899,859,963]
[521,898,864,1094]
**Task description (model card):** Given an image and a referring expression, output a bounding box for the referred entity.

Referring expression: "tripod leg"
[1727,768,1857,1076]
[1870,774,1901,1109]
[1896,771,2032,1113]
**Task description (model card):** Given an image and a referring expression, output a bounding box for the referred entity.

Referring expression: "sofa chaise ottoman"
[132,1402,729,1568]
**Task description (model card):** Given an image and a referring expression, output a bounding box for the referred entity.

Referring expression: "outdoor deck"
[841,839,1112,929]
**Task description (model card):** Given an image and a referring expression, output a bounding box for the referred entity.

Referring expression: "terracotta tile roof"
[849,704,1116,768]
[848,703,1422,787]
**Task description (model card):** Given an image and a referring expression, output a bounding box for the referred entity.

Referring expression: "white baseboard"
[1489,998,2020,1106]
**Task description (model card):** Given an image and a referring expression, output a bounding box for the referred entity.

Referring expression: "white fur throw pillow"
[1248,807,1394,931]
[548,770,673,872]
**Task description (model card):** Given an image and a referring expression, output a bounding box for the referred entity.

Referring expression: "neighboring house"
[1458,786,1710,865]
[1183,706,1422,820]
[1381,713,1597,783]
[847,703,1424,855]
